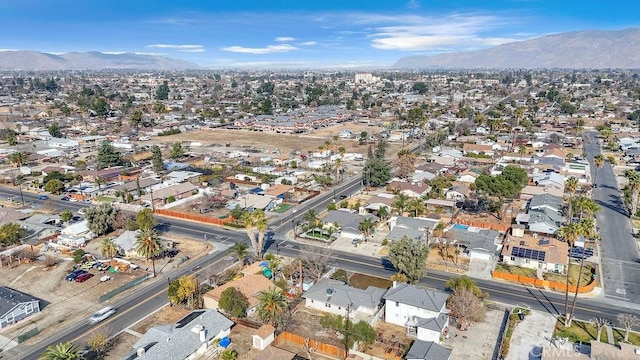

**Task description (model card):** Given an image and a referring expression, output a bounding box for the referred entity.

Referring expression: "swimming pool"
[453,224,469,230]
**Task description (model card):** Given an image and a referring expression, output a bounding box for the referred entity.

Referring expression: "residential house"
[0,287,43,329]
[520,185,564,200]
[528,193,563,213]
[444,226,502,261]
[106,177,162,197]
[515,193,564,235]
[405,340,452,360]
[387,180,430,198]
[229,193,277,212]
[261,184,293,201]
[139,182,198,207]
[533,171,565,188]
[386,216,440,244]
[303,278,386,318]
[386,226,425,244]
[112,230,140,258]
[47,137,79,149]
[501,230,567,273]
[203,275,275,315]
[124,309,233,360]
[445,185,472,202]
[462,143,494,157]
[322,210,379,240]
[457,169,480,183]
[383,282,450,343]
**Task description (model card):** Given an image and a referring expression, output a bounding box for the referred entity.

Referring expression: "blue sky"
[0,0,637,68]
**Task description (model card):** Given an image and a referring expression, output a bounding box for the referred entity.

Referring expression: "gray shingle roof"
[322,210,378,233]
[406,340,453,360]
[0,287,41,318]
[409,313,449,332]
[386,226,425,242]
[383,283,448,313]
[446,227,501,252]
[529,193,563,211]
[395,216,439,231]
[126,309,233,360]
[303,278,386,312]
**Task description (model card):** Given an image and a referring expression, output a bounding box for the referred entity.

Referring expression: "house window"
[325,303,331,308]
[310,300,314,304]
[25,303,33,314]
[510,257,515,261]
[395,301,399,307]
[406,326,417,337]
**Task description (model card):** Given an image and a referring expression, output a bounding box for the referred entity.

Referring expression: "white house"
[47,137,79,149]
[303,278,386,317]
[383,282,450,343]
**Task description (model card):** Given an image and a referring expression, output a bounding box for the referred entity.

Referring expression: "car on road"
[69,197,79,202]
[60,196,69,201]
[38,195,49,200]
[65,269,87,281]
[78,208,87,215]
[75,273,94,282]
[88,306,116,325]
[339,194,348,200]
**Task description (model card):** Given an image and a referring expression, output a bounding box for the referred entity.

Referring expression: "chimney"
[392,281,397,289]
[136,348,145,356]
[199,328,207,343]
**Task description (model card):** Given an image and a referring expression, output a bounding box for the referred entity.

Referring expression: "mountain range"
[0,51,199,70]
[394,28,640,69]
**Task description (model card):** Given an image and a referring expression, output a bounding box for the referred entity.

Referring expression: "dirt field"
[148,122,405,157]
[427,249,470,273]
[287,303,344,349]
[104,332,139,360]
[228,324,262,360]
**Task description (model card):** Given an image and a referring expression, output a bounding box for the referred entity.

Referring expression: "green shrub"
[331,269,349,283]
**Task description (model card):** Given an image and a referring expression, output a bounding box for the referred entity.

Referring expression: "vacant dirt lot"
[287,303,344,349]
[149,122,404,157]
[131,305,191,334]
[1,236,212,344]
[104,332,138,360]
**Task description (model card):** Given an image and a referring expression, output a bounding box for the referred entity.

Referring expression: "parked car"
[38,195,49,200]
[60,196,69,201]
[65,269,88,281]
[88,307,116,325]
[75,273,94,282]
[100,275,111,282]
[199,208,211,214]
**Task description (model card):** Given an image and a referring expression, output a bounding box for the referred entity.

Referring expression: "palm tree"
[432,222,445,245]
[227,242,248,264]
[256,287,289,328]
[243,210,268,259]
[557,222,582,327]
[407,198,425,217]
[518,145,526,158]
[564,176,579,221]
[624,170,640,216]
[593,154,605,185]
[7,152,27,168]
[392,193,409,216]
[94,176,106,190]
[567,216,599,325]
[41,341,81,360]
[303,209,320,231]
[101,238,118,261]
[134,228,164,277]
[358,218,375,242]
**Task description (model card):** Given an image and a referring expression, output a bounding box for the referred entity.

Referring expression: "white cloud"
[146,44,204,50]
[275,37,296,42]
[406,0,420,9]
[221,44,297,54]
[0,49,17,52]
[364,14,519,51]
[298,41,318,46]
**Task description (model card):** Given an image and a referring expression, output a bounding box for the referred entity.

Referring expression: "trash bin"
[518,312,525,321]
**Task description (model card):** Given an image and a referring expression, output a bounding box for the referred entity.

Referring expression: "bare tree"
[299,245,333,281]
[617,313,640,342]
[447,287,486,330]
[591,317,611,343]
[301,338,318,360]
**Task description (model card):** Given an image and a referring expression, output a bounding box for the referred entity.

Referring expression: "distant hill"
[0,51,200,70]
[394,28,640,69]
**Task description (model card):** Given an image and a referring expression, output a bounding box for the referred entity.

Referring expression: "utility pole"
[344,303,352,358]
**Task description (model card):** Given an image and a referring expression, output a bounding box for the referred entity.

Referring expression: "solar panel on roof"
[511,247,546,261]
[175,310,205,329]
[538,239,550,246]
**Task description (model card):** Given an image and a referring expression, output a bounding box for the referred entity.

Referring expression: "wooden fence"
[153,209,234,226]
[275,331,343,358]
[454,218,511,232]
[492,271,596,293]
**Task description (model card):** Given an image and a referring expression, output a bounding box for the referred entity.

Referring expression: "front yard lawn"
[554,317,608,344]
[543,264,593,286]
[495,263,536,278]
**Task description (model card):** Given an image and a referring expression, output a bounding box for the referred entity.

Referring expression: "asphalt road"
[584,131,640,303]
